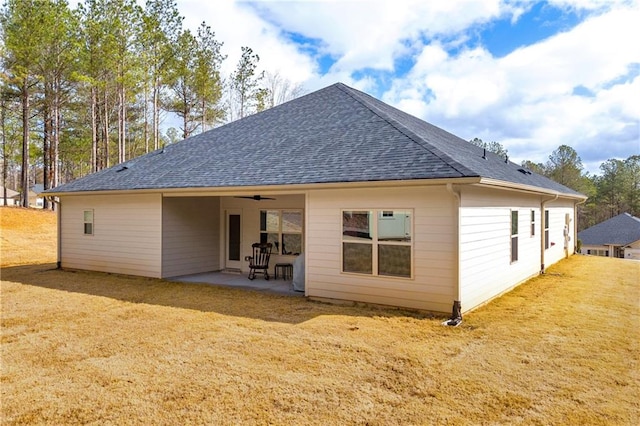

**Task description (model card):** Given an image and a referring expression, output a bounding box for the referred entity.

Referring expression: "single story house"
[6,185,44,208]
[1,186,19,206]
[31,184,45,208]
[578,213,640,260]
[45,83,586,315]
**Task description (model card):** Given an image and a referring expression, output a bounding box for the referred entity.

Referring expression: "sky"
[179,1,638,174]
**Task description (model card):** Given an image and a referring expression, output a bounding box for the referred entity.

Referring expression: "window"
[83,210,94,235]
[544,210,550,250]
[511,210,518,263]
[342,209,412,278]
[260,210,303,255]
[530,210,535,237]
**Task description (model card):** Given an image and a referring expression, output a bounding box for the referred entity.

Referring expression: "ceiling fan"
[234,195,276,201]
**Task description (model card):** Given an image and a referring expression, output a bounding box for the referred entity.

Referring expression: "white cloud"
[82,0,638,173]
[245,0,511,73]
[382,2,640,172]
[178,0,316,83]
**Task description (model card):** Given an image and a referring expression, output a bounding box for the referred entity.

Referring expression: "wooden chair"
[248,242,272,280]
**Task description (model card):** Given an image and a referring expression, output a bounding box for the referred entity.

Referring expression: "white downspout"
[540,193,559,274]
[574,198,587,254]
[49,197,62,269]
[445,183,462,325]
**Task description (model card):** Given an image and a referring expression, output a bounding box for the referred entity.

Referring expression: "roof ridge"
[334,84,477,177]
[625,212,640,222]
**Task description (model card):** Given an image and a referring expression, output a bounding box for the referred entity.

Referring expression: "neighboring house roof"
[46,83,584,197]
[578,213,640,246]
[1,186,19,198]
[32,184,45,194]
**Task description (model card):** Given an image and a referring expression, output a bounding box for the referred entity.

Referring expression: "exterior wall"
[582,240,640,260]
[306,185,456,313]
[581,245,611,257]
[161,196,221,278]
[624,240,640,260]
[459,187,577,312]
[459,187,541,312]
[544,198,576,265]
[56,186,580,313]
[0,187,18,205]
[220,194,305,274]
[60,194,162,277]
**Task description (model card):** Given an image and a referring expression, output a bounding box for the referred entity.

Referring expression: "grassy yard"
[1,207,639,424]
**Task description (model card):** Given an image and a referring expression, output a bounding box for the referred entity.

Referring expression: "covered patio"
[161,193,305,282]
[171,271,303,297]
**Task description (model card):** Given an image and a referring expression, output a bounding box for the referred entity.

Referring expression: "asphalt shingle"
[578,213,640,246]
[47,83,584,196]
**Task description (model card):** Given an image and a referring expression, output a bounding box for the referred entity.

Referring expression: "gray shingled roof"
[47,83,584,196]
[578,213,640,246]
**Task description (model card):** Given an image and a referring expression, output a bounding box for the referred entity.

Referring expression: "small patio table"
[274,263,293,280]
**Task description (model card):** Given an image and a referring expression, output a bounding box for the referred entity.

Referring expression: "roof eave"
[476,178,588,200]
[44,177,484,197]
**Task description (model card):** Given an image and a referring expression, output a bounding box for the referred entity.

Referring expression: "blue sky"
[177,0,639,174]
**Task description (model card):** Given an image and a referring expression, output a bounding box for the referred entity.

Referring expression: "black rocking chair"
[248,242,272,280]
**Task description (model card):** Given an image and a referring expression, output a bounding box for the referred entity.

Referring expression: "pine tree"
[230,46,263,120]
[1,0,48,207]
[141,0,182,150]
[37,0,79,207]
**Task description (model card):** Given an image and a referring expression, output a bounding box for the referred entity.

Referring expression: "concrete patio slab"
[170,271,303,297]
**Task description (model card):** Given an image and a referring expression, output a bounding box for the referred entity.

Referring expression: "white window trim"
[544,209,550,250]
[260,209,304,255]
[530,209,535,237]
[341,209,414,279]
[83,209,94,236]
[511,210,519,263]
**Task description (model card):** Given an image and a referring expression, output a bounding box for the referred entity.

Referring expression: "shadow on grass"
[1,263,440,325]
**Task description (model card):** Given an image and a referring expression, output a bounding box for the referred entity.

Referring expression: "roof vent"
[504,155,509,164]
[517,168,532,175]
[116,166,128,173]
[482,148,487,160]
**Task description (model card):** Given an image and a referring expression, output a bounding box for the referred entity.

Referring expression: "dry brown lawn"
[1,206,639,425]
[1,207,57,267]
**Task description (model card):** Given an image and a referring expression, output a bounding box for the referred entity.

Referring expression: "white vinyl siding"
[459,187,577,312]
[544,199,576,264]
[162,197,221,278]
[624,241,640,260]
[60,194,162,277]
[459,188,541,312]
[306,185,455,313]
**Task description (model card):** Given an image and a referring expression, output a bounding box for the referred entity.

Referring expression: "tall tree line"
[0,0,303,208]
[520,146,639,230]
[472,138,640,231]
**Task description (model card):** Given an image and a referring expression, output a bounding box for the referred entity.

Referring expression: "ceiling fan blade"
[233,195,276,201]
